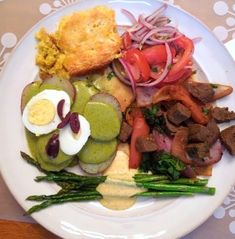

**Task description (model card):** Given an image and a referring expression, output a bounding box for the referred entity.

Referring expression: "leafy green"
[142,105,167,134]
[140,151,186,180]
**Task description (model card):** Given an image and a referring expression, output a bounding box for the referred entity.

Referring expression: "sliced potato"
[90,93,122,122]
[92,71,134,112]
[79,155,114,174]
[43,77,76,102]
[84,102,121,141]
[78,138,117,164]
[21,81,41,113]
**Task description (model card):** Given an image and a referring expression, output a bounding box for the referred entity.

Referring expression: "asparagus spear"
[134,175,168,183]
[20,151,44,172]
[26,194,102,215]
[27,191,100,201]
[136,191,193,197]
[138,183,215,195]
[21,151,216,215]
[35,174,106,184]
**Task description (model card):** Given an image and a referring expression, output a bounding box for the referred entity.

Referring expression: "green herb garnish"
[167,64,173,70]
[202,108,209,115]
[151,66,158,72]
[140,151,186,180]
[107,71,115,80]
[210,83,218,89]
[142,105,167,134]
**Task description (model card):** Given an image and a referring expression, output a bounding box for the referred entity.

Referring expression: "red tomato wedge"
[122,32,132,50]
[129,116,150,169]
[124,49,151,82]
[168,36,194,76]
[142,45,176,65]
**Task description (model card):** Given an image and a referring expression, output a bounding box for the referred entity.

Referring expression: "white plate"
[0,0,235,238]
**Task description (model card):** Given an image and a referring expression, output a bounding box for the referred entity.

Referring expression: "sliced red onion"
[57,99,65,121]
[192,140,224,166]
[69,112,80,134]
[153,130,172,153]
[181,165,196,178]
[153,16,170,27]
[129,31,143,42]
[111,61,131,86]
[148,34,182,44]
[57,111,71,129]
[136,86,158,107]
[122,4,182,48]
[46,133,59,159]
[146,3,167,23]
[117,24,132,30]
[127,23,143,33]
[121,9,137,24]
[138,14,156,30]
[119,58,137,95]
[140,28,163,45]
[192,37,202,44]
[137,42,172,87]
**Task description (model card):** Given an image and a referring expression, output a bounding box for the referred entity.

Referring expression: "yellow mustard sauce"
[96,144,146,210]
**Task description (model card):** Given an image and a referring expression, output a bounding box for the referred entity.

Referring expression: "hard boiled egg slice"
[22,89,70,136]
[59,115,90,155]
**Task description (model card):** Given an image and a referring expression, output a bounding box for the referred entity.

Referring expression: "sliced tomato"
[142,45,176,65]
[163,68,193,85]
[124,49,151,82]
[122,32,132,50]
[168,36,194,76]
[129,115,150,169]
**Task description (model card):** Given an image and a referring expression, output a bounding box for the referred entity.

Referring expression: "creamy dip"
[96,145,146,210]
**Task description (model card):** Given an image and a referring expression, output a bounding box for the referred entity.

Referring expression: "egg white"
[22,89,70,136]
[59,115,90,155]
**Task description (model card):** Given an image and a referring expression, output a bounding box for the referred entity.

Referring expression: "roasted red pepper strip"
[152,85,208,125]
[129,115,150,169]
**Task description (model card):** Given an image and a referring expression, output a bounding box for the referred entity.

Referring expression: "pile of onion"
[112,4,194,93]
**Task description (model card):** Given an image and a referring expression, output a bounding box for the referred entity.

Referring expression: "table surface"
[1,0,235,238]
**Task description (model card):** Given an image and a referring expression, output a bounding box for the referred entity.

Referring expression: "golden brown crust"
[54,6,122,76]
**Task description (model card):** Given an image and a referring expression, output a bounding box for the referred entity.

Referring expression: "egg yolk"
[28,99,56,125]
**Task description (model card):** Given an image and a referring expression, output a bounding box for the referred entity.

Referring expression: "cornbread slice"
[54,6,122,76]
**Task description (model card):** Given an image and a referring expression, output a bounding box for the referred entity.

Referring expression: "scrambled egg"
[36,28,69,79]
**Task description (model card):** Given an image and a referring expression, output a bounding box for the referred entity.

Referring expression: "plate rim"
[0,0,235,238]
